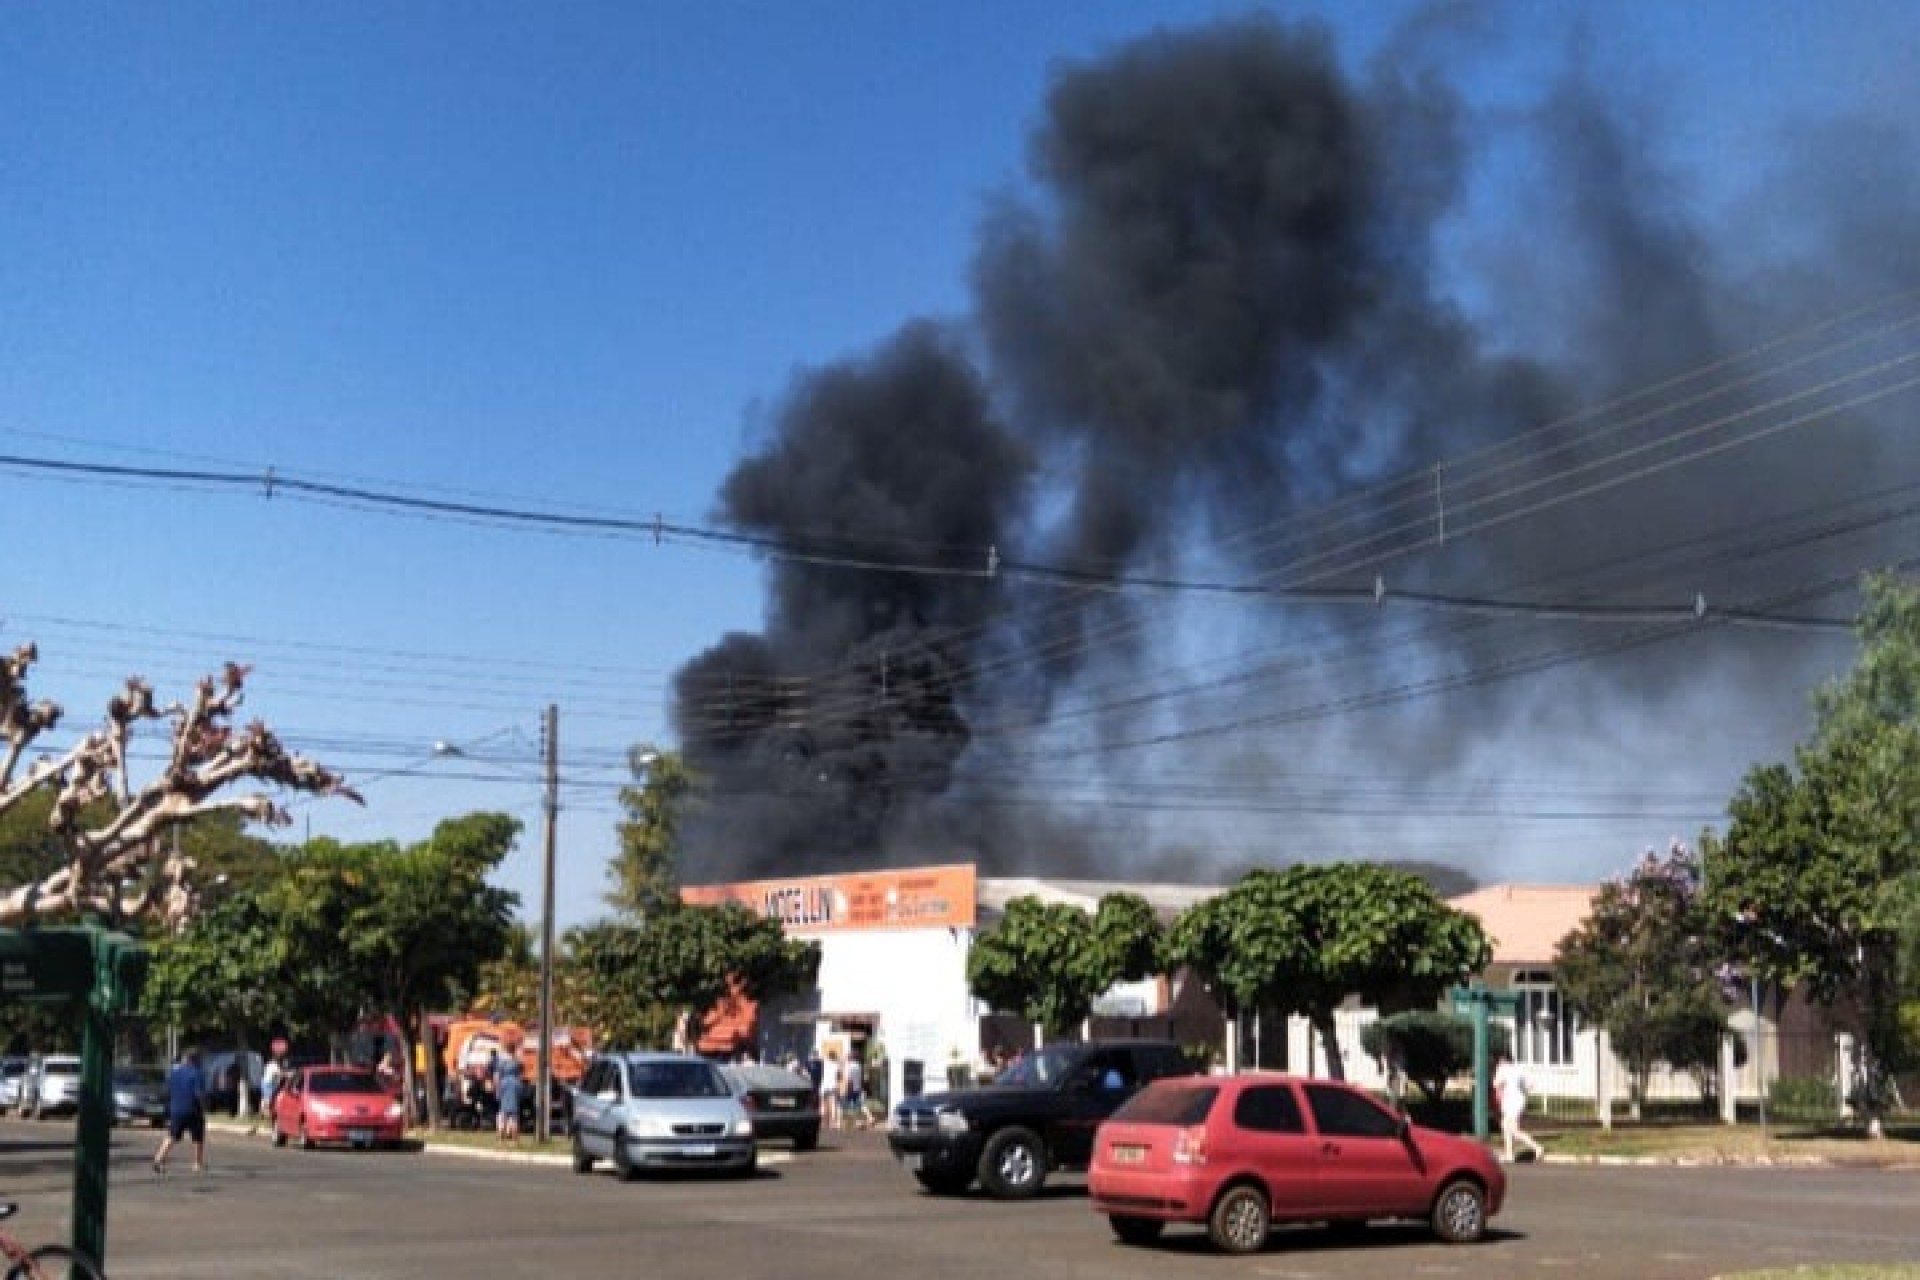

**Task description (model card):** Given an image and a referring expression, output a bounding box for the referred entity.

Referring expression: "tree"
[966,893,1164,1042]
[1700,571,1920,1132]
[346,813,520,1129]
[1165,863,1492,1079]
[606,746,693,919]
[573,902,819,1049]
[1554,840,1728,1116]
[144,886,293,1052]
[1360,1010,1511,1107]
[1,646,356,927]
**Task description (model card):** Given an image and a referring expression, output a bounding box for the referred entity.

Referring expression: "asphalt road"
[1,1118,1916,1279]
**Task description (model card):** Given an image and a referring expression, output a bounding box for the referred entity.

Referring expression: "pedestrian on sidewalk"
[1494,1052,1545,1164]
[154,1046,209,1176]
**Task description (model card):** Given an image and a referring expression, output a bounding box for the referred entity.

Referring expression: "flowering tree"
[0,640,357,929]
[1554,840,1728,1117]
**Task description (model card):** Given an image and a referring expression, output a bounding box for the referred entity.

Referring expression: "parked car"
[271,1065,407,1150]
[21,1054,82,1120]
[1088,1073,1506,1253]
[111,1065,169,1127]
[720,1062,820,1150]
[887,1039,1197,1198]
[0,1057,30,1114]
[570,1051,756,1180]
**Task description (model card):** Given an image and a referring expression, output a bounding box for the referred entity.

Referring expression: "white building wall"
[808,925,979,1107]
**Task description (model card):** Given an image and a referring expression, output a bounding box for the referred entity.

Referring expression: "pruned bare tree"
[0,641,359,929]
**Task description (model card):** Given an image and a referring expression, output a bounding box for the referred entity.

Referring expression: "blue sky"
[4,2,1917,932]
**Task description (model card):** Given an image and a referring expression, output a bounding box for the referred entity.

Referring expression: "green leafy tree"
[1701,571,1920,1131]
[574,902,819,1049]
[257,839,385,1046]
[966,893,1164,1042]
[144,886,292,1054]
[606,747,694,920]
[1360,1010,1511,1106]
[1555,840,1728,1115]
[346,813,520,1128]
[1165,863,1492,1079]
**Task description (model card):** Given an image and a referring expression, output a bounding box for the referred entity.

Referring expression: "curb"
[206,1119,793,1168]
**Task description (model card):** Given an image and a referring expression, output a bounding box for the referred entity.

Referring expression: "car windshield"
[1112,1083,1217,1125]
[308,1070,377,1095]
[626,1060,729,1099]
[993,1045,1084,1088]
[113,1067,165,1086]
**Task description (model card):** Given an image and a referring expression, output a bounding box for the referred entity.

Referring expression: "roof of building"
[1446,883,1598,967]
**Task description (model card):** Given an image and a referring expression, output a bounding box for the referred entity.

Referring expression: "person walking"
[818,1045,842,1133]
[249,1044,287,1137]
[1493,1052,1544,1163]
[154,1046,209,1176]
[494,1050,524,1145]
[841,1053,870,1131]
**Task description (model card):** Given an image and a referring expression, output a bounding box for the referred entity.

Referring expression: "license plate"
[684,1143,716,1157]
[347,1128,375,1143]
[767,1097,796,1109]
[900,1154,923,1171]
[1109,1144,1146,1164]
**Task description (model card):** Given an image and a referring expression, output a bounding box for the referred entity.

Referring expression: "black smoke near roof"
[670,14,1920,886]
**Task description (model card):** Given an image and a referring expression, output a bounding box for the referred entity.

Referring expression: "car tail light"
[741,1095,757,1113]
[1171,1126,1208,1165]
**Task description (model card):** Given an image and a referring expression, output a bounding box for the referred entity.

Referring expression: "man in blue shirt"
[153,1046,208,1176]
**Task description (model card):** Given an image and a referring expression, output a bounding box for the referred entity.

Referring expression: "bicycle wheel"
[6,1243,107,1279]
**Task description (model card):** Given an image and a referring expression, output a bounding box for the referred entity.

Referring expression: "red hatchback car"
[272,1066,407,1150]
[1089,1073,1505,1253]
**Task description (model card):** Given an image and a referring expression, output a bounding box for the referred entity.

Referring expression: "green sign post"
[0,926,146,1270]
[1448,983,1521,1141]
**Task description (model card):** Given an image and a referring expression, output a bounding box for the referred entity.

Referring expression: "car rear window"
[44,1061,79,1077]
[1111,1083,1217,1126]
[627,1061,730,1099]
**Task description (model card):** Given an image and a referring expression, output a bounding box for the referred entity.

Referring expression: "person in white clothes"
[818,1045,843,1132]
[1493,1052,1544,1163]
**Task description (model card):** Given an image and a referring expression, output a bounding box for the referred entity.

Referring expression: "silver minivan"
[570,1052,756,1179]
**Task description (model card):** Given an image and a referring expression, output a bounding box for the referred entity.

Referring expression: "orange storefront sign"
[681,863,976,933]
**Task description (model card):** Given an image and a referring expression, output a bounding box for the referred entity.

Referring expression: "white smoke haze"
[669,12,1920,889]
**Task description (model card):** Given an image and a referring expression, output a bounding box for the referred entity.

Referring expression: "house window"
[1510,969,1573,1067]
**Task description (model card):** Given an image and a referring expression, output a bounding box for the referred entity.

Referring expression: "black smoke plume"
[672,14,1920,885]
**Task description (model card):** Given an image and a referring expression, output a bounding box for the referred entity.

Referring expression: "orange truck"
[441,1017,594,1089]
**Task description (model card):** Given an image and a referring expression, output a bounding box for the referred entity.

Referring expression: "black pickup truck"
[886,1040,1196,1198]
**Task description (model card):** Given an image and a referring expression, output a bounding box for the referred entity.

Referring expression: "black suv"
[887,1040,1196,1198]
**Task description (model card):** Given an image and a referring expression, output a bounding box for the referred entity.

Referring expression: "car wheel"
[1208,1184,1271,1255]
[977,1127,1046,1199]
[912,1168,972,1196]
[1109,1215,1165,1246]
[571,1128,594,1175]
[272,1118,288,1149]
[793,1128,819,1152]
[1430,1178,1487,1244]
[611,1129,637,1182]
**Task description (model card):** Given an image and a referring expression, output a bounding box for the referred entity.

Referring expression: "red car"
[1089,1073,1505,1253]
[272,1066,407,1150]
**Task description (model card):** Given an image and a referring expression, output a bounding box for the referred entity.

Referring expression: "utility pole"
[537,703,559,1144]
